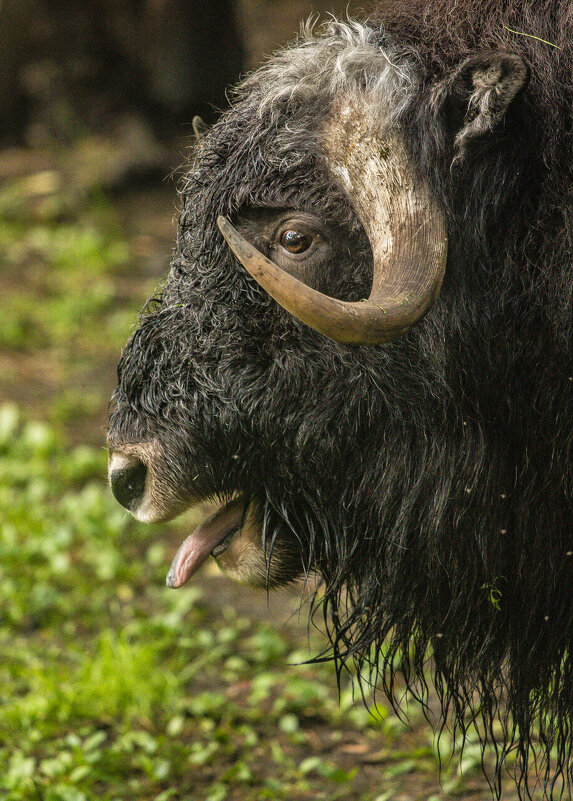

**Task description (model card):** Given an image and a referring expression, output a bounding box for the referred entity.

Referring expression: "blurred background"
[0,2,513,799]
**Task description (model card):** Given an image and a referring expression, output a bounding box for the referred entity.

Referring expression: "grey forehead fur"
[238,19,417,126]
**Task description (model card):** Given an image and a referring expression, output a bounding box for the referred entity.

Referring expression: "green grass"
[0,191,130,352]
[0,173,158,443]
[0,404,438,801]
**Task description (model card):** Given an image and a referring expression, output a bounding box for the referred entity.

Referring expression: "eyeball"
[279,229,313,255]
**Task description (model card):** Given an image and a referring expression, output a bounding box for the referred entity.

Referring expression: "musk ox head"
[108,20,456,586]
[108,12,573,797]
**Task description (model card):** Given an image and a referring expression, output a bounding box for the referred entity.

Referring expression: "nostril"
[109,456,148,511]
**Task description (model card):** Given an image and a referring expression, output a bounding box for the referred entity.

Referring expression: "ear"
[434,50,529,161]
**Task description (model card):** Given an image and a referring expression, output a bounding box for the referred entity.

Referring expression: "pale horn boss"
[218,95,447,345]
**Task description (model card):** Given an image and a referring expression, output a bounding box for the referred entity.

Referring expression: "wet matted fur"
[109,2,573,797]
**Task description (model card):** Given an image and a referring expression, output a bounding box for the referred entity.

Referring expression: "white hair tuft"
[238,19,417,125]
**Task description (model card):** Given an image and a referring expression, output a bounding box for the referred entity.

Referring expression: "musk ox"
[108,0,573,796]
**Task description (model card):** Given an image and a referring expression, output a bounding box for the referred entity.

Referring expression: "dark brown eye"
[279,229,313,255]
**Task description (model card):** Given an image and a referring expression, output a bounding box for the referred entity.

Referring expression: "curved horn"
[218,98,448,345]
[192,115,208,139]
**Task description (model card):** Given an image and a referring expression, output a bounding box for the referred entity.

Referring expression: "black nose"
[109,455,147,511]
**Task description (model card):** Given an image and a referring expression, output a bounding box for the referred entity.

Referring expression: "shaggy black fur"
[109,1,573,797]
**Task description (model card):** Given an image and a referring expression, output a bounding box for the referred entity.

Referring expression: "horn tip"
[217,215,230,235]
[217,215,247,257]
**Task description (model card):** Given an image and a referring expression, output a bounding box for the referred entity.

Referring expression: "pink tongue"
[166,498,245,588]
